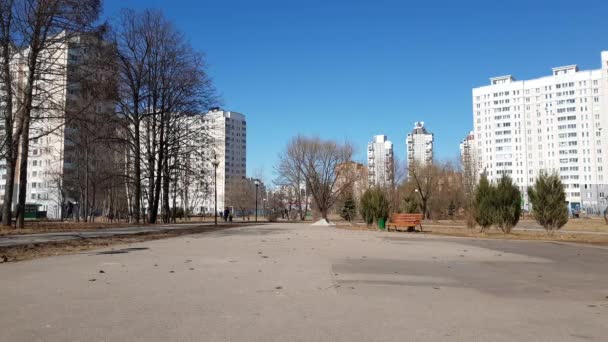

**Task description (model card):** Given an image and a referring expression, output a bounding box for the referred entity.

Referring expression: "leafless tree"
[0,0,17,225]
[275,145,309,221]
[408,160,440,219]
[113,9,216,224]
[279,136,354,222]
[226,177,256,221]
[0,0,103,228]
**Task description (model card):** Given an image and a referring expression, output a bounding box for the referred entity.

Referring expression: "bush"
[401,195,420,214]
[493,175,521,234]
[340,193,357,222]
[359,187,390,226]
[527,171,569,235]
[473,174,495,232]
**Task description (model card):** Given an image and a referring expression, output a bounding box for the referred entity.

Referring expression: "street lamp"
[212,158,220,226]
[254,180,260,222]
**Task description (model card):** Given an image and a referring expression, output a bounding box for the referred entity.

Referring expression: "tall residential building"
[335,161,368,202]
[200,107,247,214]
[472,51,608,212]
[460,131,479,176]
[0,34,113,219]
[406,122,434,167]
[367,135,394,187]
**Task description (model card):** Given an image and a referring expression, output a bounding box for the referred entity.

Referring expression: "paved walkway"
[0,223,213,247]
[1,223,607,341]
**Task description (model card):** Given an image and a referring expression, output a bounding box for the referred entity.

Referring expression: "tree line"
[0,1,218,227]
[274,135,571,235]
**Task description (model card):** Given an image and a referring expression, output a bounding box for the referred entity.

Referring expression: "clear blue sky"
[104,0,608,184]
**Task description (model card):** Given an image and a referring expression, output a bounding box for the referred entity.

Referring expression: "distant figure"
[223,208,229,222]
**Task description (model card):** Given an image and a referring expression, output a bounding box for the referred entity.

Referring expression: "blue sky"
[104,0,608,183]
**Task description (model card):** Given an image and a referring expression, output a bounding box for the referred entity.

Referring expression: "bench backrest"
[390,213,423,222]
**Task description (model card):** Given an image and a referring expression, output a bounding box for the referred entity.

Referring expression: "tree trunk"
[15,112,31,228]
[133,120,142,223]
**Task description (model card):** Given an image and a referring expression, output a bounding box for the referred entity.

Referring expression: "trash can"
[377,218,386,230]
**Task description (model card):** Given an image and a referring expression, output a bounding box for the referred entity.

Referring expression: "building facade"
[472,51,608,213]
[335,161,368,202]
[199,108,247,215]
[367,135,394,187]
[0,34,112,219]
[459,131,479,177]
[406,122,434,168]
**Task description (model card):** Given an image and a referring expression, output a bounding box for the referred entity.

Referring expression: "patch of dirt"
[0,224,246,263]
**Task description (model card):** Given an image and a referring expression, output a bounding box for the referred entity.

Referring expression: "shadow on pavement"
[205,227,283,237]
[93,247,150,255]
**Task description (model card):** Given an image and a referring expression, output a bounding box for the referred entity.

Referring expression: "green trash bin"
[377,218,386,230]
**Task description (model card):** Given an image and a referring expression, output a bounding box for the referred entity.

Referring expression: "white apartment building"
[406,122,434,167]
[472,51,608,213]
[460,131,479,175]
[199,108,247,215]
[367,135,394,187]
[0,34,104,219]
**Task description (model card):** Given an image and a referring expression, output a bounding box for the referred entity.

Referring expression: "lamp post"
[212,159,220,226]
[263,198,266,220]
[254,180,260,222]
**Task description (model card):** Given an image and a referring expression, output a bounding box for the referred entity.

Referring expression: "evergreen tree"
[359,187,390,227]
[402,195,420,214]
[340,193,357,222]
[493,175,521,234]
[527,171,569,235]
[473,173,495,232]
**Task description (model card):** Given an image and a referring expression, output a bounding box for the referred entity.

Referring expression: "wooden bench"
[387,213,423,232]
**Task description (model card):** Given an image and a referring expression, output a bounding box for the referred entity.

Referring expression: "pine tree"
[473,174,495,232]
[340,194,357,222]
[493,175,521,234]
[359,187,390,227]
[528,171,569,235]
[402,195,420,214]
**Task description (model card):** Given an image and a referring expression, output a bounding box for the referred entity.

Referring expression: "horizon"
[103,0,608,184]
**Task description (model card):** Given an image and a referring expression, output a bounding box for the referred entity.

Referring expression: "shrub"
[527,171,569,235]
[340,193,357,222]
[359,187,390,226]
[401,195,420,214]
[473,174,495,232]
[493,175,521,234]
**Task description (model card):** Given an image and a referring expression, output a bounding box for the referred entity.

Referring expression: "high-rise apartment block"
[472,51,608,212]
[367,135,394,187]
[406,122,434,167]
[200,108,247,214]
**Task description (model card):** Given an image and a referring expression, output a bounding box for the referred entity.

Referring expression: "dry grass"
[406,217,608,233]
[0,224,243,263]
[0,217,228,236]
[421,226,608,245]
[337,223,608,246]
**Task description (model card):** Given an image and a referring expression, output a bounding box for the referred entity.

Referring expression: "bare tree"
[0,0,103,228]
[408,160,440,219]
[226,178,256,221]
[113,9,216,224]
[280,136,354,222]
[275,145,309,221]
[0,0,17,225]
